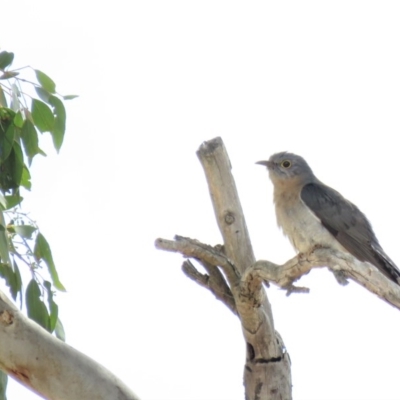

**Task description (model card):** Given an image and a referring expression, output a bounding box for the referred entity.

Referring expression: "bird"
[256,152,400,285]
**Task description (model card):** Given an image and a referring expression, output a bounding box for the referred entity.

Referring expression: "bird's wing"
[301,182,400,284]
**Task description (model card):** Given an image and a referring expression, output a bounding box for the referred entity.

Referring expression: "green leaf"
[0,107,14,120]
[0,369,7,400]
[55,318,65,341]
[49,95,66,151]
[20,165,31,190]
[13,261,22,301]
[34,233,65,291]
[35,70,56,94]
[35,86,50,103]
[63,94,78,100]
[0,85,7,107]
[13,111,24,128]
[0,122,15,162]
[0,51,14,70]
[44,281,58,332]
[0,210,10,266]
[2,195,23,210]
[23,108,34,125]
[8,224,36,239]
[21,119,40,165]
[11,141,23,187]
[0,71,19,80]
[9,261,21,301]
[10,84,19,112]
[0,260,21,301]
[0,195,6,209]
[31,99,54,133]
[49,300,58,332]
[0,143,24,192]
[26,279,49,330]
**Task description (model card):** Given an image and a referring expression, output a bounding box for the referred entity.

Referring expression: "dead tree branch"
[181,260,237,315]
[156,137,292,400]
[156,137,400,400]
[246,248,400,310]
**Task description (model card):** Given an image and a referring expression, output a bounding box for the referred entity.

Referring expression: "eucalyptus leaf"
[26,279,50,330]
[44,281,58,332]
[4,195,23,209]
[55,318,65,341]
[0,144,24,192]
[31,99,54,133]
[9,225,36,239]
[0,85,7,107]
[13,261,22,302]
[34,233,66,291]
[13,111,24,128]
[49,95,66,151]
[11,142,24,188]
[35,70,56,94]
[63,95,78,100]
[0,210,10,266]
[0,195,6,209]
[35,86,51,103]
[0,123,15,162]
[21,119,40,165]
[0,261,20,301]
[10,84,19,112]
[0,51,14,70]
[20,166,32,190]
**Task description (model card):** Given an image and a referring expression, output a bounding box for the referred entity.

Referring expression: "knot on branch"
[224,211,235,225]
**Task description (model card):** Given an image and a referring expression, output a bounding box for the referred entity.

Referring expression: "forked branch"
[156,137,292,400]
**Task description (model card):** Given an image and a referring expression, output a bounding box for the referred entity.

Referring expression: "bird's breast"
[274,189,343,254]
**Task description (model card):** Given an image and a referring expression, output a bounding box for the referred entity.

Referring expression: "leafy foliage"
[0,50,76,341]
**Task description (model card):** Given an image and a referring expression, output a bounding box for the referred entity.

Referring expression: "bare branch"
[155,236,241,285]
[182,260,237,315]
[196,137,291,400]
[196,138,255,275]
[156,138,292,400]
[246,248,400,310]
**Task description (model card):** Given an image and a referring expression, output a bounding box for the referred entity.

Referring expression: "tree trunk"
[157,137,292,400]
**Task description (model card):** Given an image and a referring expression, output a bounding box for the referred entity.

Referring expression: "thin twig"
[181,260,237,315]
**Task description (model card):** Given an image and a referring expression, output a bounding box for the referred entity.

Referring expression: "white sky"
[2,1,400,399]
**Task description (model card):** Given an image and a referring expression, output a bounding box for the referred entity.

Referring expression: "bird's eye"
[281,160,291,168]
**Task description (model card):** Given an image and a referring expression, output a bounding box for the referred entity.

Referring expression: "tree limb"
[156,236,241,285]
[156,137,400,400]
[0,290,139,400]
[156,138,293,400]
[246,248,400,310]
[181,260,237,315]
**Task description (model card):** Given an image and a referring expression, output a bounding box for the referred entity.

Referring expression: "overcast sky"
[2,1,400,399]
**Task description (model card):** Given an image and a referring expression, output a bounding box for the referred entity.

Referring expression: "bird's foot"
[330,269,350,286]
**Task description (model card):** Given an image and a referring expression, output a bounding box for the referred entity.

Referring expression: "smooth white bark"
[0,291,139,400]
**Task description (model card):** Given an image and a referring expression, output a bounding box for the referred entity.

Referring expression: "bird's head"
[256,152,316,186]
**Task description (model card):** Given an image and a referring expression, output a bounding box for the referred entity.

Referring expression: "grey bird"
[257,152,400,285]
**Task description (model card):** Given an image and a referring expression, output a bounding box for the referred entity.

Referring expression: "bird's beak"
[256,160,272,169]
